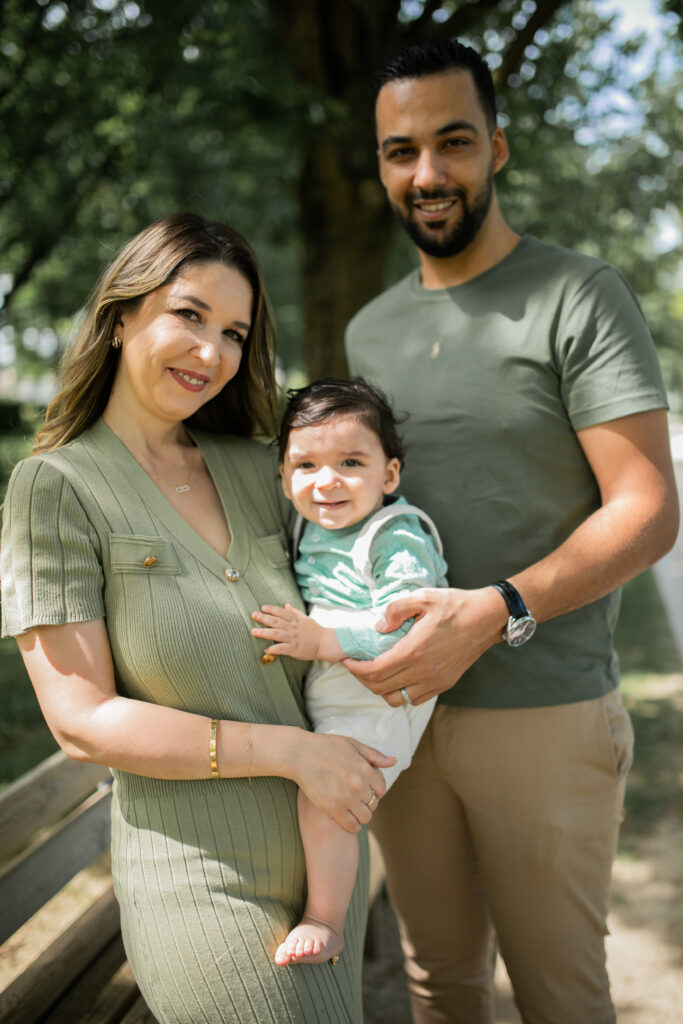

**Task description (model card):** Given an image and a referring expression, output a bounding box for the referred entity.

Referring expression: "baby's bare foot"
[274,915,344,966]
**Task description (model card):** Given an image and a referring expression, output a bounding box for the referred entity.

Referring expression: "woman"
[0,213,392,1023]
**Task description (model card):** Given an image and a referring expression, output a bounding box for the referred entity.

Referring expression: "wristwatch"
[491,580,536,647]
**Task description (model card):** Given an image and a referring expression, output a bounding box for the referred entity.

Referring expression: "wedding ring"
[330,955,339,966]
[366,789,378,810]
[400,687,413,706]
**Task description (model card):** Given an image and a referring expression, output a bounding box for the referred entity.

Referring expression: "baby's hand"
[251,604,344,662]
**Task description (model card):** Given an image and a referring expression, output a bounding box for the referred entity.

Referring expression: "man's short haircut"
[278,377,406,466]
[372,37,497,132]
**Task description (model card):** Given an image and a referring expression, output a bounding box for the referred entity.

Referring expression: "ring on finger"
[400,687,413,706]
[366,789,378,810]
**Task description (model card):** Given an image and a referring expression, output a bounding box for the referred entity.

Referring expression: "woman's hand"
[290,731,396,833]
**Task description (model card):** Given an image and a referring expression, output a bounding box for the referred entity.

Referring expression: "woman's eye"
[176,307,200,321]
[224,329,247,345]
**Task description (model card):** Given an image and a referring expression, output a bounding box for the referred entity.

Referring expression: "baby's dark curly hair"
[278,377,406,466]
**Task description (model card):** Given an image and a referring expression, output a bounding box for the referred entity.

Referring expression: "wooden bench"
[0,750,156,1024]
[0,751,389,1023]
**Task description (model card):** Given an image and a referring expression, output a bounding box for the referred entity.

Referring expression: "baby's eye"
[295,461,315,470]
[342,458,362,467]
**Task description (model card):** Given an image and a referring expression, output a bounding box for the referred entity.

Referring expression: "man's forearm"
[510,487,678,626]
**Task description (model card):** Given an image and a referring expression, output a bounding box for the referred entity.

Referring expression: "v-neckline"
[90,419,249,578]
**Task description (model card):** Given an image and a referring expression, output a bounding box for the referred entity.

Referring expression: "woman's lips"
[169,368,210,392]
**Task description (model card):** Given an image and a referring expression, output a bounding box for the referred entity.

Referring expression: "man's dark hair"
[278,377,406,466]
[371,38,497,132]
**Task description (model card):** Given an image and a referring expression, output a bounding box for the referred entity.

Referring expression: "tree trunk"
[299,135,394,379]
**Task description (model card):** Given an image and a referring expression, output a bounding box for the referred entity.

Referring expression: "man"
[343,38,679,1024]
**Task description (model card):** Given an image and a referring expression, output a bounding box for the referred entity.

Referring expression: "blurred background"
[1,0,682,404]
[1,2,682,1019]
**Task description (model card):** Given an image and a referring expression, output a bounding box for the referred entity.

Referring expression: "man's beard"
[391,164,494,259]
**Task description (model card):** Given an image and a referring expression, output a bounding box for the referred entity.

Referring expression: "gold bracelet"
[246,723,253,784]
[209,718,220,779]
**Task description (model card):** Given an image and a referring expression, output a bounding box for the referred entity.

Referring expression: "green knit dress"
[1,419,368,1024]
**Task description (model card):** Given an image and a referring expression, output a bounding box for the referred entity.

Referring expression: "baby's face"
[281,416,400,530]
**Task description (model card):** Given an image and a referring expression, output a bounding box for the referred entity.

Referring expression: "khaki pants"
[371,690,633,1024]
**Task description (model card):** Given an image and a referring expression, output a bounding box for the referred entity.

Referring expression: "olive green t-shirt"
[345,235,667,708]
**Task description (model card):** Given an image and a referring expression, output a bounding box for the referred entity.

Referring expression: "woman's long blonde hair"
[34,212,277,453]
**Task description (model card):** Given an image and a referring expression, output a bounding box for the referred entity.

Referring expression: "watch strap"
[491,580,529,619]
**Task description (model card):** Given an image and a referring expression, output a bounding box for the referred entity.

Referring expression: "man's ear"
[492,126,509,175]
[383,458,401,495]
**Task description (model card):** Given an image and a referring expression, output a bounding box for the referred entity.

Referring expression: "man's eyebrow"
[380,119,479,153]
[436,119,479,137]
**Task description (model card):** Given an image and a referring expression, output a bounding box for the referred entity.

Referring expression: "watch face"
[505,615,536,647]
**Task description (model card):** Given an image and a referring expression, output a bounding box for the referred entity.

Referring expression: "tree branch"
[445,0,504,37]
[3,146,120,308]
[0,6,43,104]
[495,0,571,88]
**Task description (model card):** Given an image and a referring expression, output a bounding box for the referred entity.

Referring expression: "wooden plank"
[41,935,130,1024]
[81,960,140,1024]
[0,751,111,862]
[0,885,120,1024]
[120,998,159,1024]
[0,786,112,944]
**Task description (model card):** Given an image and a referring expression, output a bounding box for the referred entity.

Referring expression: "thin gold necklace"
[174,451,195,494]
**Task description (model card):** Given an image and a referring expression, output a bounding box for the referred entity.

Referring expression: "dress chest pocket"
[253,532,302,609]
[109,534,181,575]
[258,532,291,569]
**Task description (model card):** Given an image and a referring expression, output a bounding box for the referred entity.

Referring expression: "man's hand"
[251,603,345,662]
[343,586,508,706]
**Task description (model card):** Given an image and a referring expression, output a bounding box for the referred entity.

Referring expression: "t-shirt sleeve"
[334,517,448,660]
[557,265,667,430]
[1,457,105,637]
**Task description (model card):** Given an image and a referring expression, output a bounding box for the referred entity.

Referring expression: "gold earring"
[111,336,122,349]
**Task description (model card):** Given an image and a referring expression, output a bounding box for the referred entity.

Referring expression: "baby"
[251,377,448,967]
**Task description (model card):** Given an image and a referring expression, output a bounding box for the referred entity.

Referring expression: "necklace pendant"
[175,484,191,493]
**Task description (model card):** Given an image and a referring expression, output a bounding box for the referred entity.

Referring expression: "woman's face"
[110,261,253,428]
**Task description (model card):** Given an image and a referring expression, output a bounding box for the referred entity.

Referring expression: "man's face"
[376,71,508,259]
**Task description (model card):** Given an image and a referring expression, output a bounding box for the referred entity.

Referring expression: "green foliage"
[0,0,304,367]
[615,570,682,842]
[0,429,33,499]
[493,3,683,378]
[615,569,682,674]
[1,0,681,385]
[0,638,58,788]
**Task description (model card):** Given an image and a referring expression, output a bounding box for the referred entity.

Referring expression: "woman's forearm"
[17,618,393,832]
[17,619,304,781]
[65,693,304,781]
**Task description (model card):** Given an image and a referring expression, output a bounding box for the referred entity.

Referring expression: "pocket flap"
[109,534,181,575]
[258,532,290,568]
